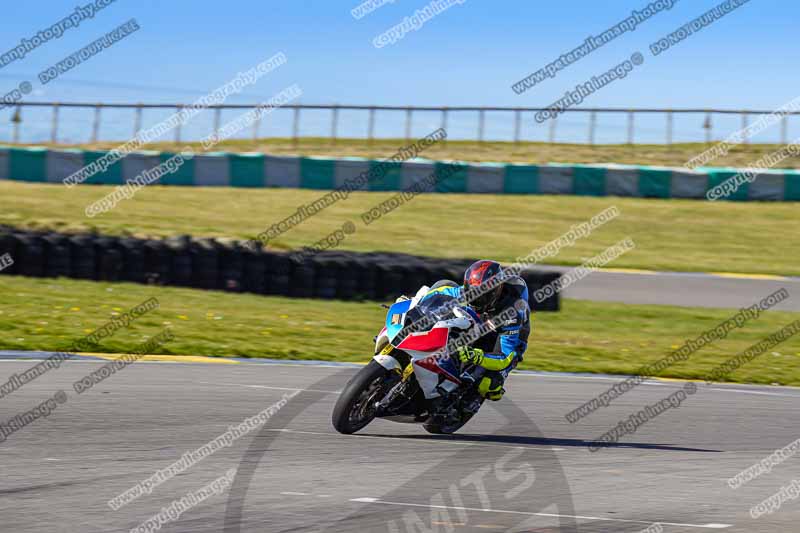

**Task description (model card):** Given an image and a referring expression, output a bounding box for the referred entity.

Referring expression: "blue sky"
[0,0,794,144]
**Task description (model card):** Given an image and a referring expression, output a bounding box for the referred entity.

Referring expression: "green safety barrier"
[1,146,798,201]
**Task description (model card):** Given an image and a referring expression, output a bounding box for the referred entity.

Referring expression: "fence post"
[92,104,102,143]
[213,107,222,138]
[441,107,448,142]
[666,110,673,145]
[252,105,261,141]
[514,109,521,144]
[331,104,339,145]
[588,110,596,145]
[292,107,300,148]
[405,107,412,142]
[781,115,788,145]
[548,115,557,143]
[478,109,485,143]
[703,111,712,144]
[627,110,634,144]
[175,106,183,144]
[741,112,749,144]
[50,103,60,144]
[11,105,21,144]
[133,103,143,138]
[367,107,375,146]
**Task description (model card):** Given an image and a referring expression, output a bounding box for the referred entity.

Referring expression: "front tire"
[332,360,390,434]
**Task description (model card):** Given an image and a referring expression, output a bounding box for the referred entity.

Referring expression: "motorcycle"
[332,285,487,435]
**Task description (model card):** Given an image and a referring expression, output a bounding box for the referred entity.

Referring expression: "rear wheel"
[423,413,474,435]
[332,361,390,434]
[423,398,483,434]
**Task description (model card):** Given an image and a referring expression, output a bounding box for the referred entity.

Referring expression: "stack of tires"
[166,236,193,288]
[119,237,146,283]
[0,226,561,311]
[92,235,122,281]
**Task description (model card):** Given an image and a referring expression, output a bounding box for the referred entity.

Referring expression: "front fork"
[373,350,425,417]
[375,377,405,415]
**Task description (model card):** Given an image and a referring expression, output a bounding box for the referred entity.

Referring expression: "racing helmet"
[462,260,504,313]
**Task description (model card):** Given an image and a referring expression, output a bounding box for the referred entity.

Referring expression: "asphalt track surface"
[536,267,800,312]
[2,359,799,532]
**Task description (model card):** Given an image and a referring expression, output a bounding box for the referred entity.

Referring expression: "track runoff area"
[0,350,799,532]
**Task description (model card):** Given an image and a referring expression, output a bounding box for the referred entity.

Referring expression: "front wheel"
[332,360,390,434]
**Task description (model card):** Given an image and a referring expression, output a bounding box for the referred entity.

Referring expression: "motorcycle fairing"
[395,326,449,352]
[411,351,462,399]
[375,286,474,398]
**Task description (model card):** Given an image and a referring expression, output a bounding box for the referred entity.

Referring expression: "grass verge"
[2,276,799,386]
[2,181,798,276]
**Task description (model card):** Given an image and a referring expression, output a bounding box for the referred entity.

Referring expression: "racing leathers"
[421,276,531,400]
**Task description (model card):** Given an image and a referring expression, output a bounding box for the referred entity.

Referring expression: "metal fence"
[5,101,799,146]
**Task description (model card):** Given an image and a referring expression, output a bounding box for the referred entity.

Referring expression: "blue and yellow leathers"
[420,277,531,400]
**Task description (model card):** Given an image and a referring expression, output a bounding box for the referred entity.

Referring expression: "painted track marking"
[196,380,340,395]
[348,497,733,529]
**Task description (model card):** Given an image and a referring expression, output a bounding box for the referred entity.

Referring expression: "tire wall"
[0,228,561,311]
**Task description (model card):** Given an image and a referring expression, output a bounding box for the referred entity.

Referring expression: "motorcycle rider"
[419,260,531,401]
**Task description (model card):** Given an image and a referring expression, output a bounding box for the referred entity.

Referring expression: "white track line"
[197,377,800,401]
[348,497,732,529]
[705,387,800,398]
[196,381,340,395]
[2,357,799,397]
[195,378,800,407]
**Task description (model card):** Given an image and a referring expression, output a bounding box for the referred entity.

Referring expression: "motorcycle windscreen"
[398,291,459,340]
[384,299,412,344]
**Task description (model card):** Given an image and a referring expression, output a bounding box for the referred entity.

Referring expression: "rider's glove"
[456,346,484,366]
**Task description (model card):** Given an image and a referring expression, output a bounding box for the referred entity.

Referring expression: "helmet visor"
[469,284,502,311]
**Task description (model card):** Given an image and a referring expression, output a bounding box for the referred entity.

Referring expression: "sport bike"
[332,286,487,435]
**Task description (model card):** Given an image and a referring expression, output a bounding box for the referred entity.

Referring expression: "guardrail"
[5,101,799,146]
